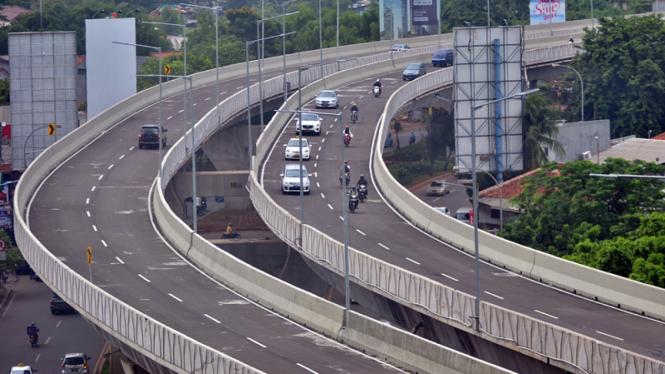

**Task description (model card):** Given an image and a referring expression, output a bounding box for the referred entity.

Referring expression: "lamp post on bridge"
[552,63,584,122]
[113,41,164,179]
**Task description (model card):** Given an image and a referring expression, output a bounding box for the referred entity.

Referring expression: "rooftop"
[0,5,32,23]
[597,138,665,165]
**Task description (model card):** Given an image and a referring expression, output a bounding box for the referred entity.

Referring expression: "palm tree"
[393,120,403,150]
[522,92,566,170]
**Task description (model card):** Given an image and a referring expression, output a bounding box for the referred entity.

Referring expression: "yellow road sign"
[164,65,171,75]
[48,124,56,136]
[86,246,92,265]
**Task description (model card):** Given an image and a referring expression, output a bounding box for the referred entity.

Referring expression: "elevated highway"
[15,18,665,374]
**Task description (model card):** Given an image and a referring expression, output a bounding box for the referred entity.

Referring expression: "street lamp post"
[469,88,539,331]
[23,124,61,169]
[283,0,299,100]
[246,32,296,170]
[183,4,220,116]
[145,21,188,136]
[92,9,105,18]
[454,166,504,231]
[124,8,140,17]
[113,41,164,179]
[277,109,350,329]
[552,63,583,121]
[257,11,299,133]
[595,136,600,164]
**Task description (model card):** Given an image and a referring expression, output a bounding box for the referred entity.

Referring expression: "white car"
[389,44,411,52]
[281,164,310,195]
[9,364,37,374]
[284,137,311,160]
[296,113,321,135]
[315,90,339,109]
[434,207,451,216]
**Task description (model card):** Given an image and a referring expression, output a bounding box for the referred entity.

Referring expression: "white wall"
[85,18,136,120]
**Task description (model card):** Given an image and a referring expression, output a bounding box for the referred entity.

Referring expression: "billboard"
[412,0,437,26]
[8,32,78,170]
[85,18,136,120]
[453,27,524,175]
[530,0,566,25]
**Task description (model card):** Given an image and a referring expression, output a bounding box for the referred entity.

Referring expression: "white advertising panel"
[453,26,524,174]
[9,32,78,170]
[86,18,136,120]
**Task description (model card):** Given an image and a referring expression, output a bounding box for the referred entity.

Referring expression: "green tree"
[572,15,665,138]
[425,108,454,174]
[521,92,565,170]
[0,79,9,106]
[393,120,403,150]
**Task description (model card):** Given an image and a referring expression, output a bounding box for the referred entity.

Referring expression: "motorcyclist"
[223,223,237,238]
[373,79,382,95]
[343,160,351,174]
[357,174,368,187]
[27,322,39,343]
[348,186,359,201]
[350,102,359,113]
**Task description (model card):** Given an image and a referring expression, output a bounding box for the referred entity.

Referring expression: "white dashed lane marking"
[91,186,96,192]
[328,204,334,210]
[356,229,366,236]
[484,291,504,300]
[204,314,221,323]
[378,243,390,250]
[92,225,97,232]
[86,211,91,217]
[138,274,151,283]
[440,273,458,281]
[406,257,421,265]
[205,97,211,101]
[534,310,558,320]
[101,240,108,247]
[247,337,267,348]
[596,331,623,341]
[320,193,325,198]
[297,363,319,374]
[115,257,124,264]
[169,293,183,302]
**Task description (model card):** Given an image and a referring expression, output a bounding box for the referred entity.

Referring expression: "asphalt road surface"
[26,69,407,373]
[0,275,106,372]
[261,65,665,361]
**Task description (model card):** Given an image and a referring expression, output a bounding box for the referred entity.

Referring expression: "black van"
[432,48,454,67]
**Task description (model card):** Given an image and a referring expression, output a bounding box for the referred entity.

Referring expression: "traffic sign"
[48,124,56,136]
[164,65,171,74]
[86,246,92,265]
[0,239,6,252]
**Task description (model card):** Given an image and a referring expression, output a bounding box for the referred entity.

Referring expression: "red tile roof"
[0,5,32,22]
[479,168,560,199]
[76,56,86,65]
[652,132,665,141]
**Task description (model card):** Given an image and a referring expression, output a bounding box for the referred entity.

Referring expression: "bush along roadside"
[388,160,450,185]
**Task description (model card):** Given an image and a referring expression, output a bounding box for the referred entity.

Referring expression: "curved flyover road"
[260,65,665,361]
[25,72,407,373]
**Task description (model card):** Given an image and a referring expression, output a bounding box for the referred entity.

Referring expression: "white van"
[455,207,472,224]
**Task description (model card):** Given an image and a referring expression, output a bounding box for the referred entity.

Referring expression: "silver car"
[61,353,90,374]
[281,164,311,195]
[315,90,338,109]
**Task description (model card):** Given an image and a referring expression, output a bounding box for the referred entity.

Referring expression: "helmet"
[228,223,233,226]
[344,160,348,164]
[360,174,364,178]
[377,78,380,82]
[352,186,357,191]
[345,126,349,129]
[31,322,35,326]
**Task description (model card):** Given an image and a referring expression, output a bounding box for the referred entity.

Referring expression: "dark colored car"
[50,292,76,314]
[432,48,454,67]
[138,125,168,149]
[15,261,31,275]
[403,62,427,81]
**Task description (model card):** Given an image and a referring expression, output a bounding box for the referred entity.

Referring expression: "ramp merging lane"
[26,73,407,373]
[261,66,665,361]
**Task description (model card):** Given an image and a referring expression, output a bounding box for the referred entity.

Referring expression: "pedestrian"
[409,131,416,145]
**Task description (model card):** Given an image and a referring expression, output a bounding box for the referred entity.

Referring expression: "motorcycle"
[339,172,351,186]
[29,334,38,347]
[222,232,242,239]
[357,184,367,203]
[348,196,359,213]
[351,109,358,124]
[343,133,351,147]
[373,86,381,97]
